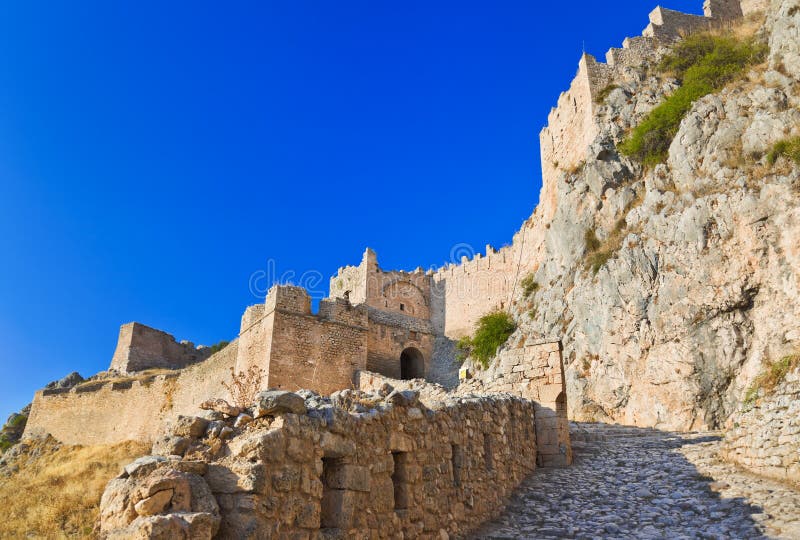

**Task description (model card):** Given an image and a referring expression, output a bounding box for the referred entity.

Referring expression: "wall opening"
[392,452,409,510]
[320,457,344,529]
[400,347,424,380]
[451,444,462,487]
[484,434,494,471]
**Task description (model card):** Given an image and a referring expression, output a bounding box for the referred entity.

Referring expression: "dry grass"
[744,352,800,405]
[0,439,149,538]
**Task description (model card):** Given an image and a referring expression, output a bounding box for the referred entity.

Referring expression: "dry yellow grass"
[0,439,149,538]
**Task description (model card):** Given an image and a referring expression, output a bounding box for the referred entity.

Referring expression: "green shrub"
[744,353,800,405]
[766,136,800,166]
[458,312,517,369]
[208,340,230,355]
[620,32,767,166]
[520,273,540,299]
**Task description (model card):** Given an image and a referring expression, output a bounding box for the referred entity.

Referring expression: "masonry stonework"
[110,322,213,374]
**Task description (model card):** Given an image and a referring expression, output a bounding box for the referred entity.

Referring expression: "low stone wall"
[721,367,800,484]
[100,388,538,539]
[110,322,213,373]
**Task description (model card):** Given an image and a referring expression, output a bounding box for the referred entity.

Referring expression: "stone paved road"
[472,424,800,539]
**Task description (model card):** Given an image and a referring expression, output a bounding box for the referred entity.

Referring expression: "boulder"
[44,371,84,390]
[151,436,190,457]
[100,465,220,539]
[253,390,307,418]
[171,416,209,439]
[199,398,242,418]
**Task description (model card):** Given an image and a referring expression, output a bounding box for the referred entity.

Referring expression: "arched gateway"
[400,347,425,380]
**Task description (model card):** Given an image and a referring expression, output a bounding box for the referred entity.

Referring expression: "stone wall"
[109,322,213,373]
[463,339,572,467]
[24,341,239,445]
[101,388,539,539]
[358,339,572,468]
[721,366,800,484]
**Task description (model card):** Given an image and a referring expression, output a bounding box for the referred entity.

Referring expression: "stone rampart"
[109,322,213,373]
[24,341,239,445]
[721,366,800,484]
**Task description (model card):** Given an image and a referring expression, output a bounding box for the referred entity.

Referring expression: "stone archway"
[400,347,425,380]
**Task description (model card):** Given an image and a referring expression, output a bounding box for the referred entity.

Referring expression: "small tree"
[222,366,266,409]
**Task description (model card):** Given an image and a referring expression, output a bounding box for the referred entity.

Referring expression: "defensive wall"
[25,340,238,445]
[109,322,213,373]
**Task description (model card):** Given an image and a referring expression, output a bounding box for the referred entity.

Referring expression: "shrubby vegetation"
[520,273,540,299]
[584,218,628,274]
[619,31,768,165]
[744,352,800,405]
[208,339,231,354]
[456,311,517,369]
[766,136,800,166]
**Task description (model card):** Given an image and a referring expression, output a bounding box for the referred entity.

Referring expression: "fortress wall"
[266,305,369,396]
[234,304,272,377]
[109,322,212,373]
[25,341,239,445]
[365,319,436,379]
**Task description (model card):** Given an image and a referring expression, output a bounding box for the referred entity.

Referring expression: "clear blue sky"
[0,0,702,419]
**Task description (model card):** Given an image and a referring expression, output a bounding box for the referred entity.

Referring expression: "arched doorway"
[400,347,424,380]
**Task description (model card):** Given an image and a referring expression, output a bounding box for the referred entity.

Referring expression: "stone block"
[320,489,357,529]
[323,464,371,492]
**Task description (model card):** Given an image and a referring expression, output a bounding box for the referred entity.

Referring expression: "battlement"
[109,322,212,374]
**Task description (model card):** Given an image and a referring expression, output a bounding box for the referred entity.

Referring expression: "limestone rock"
[99,464,220,538]
[252,390,307,418]
[199,398,241,418]
[170,416,209,439]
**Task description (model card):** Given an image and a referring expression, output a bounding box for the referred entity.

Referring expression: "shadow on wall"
[473,423,769,538]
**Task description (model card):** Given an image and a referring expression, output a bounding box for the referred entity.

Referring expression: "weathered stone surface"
[100,464,220,538]
[200,398,241,418]
[253,390,307,417]
[170,416,209,440]
[151,436,190,457]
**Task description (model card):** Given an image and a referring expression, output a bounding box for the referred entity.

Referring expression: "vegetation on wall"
[619,31,768,166]
[208,340,231,354]
[456,311,517,369]
[744,352,800,405]
[766,136,800,166]
[223,365,266,408]
[584,218,628,274]
[520,273,540,299]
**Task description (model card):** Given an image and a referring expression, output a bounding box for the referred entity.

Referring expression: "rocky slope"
[501,0,800,430]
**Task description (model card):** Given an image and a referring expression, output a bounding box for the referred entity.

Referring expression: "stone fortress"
[20,0,792,536]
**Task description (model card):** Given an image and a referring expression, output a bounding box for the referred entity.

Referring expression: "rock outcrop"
[502,0,800,430]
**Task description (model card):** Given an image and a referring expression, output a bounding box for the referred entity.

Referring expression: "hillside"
[477,0,800,431]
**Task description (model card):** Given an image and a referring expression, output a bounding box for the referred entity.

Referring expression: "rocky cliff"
[493,0,800,431]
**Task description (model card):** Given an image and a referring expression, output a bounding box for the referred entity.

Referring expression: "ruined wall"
[740,0,771,15]
[234,304,271,377]
[331,248,432,320]
[721,367,800,484]
[365,309,436,379]
[25,341,239,445]
[109,322,212,373]
[110,392,539,539]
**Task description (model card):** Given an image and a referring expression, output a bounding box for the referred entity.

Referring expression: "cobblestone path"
[472,424,800,539]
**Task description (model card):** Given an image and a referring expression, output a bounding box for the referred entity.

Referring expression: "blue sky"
[0,0,703,418]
